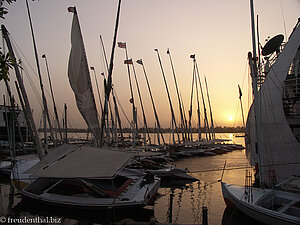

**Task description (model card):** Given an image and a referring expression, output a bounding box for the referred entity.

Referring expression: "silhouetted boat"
[221,1,300,224]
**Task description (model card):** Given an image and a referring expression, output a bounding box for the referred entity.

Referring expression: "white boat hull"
[221,182,300,225]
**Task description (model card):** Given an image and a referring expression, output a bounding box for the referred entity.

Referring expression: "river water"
[0,133,264,225]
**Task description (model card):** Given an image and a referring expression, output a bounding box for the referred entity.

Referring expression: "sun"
[228,115,233,121]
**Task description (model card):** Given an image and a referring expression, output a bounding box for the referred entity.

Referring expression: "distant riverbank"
[38,126,245,133]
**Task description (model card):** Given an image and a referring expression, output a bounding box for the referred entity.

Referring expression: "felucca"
[221,1,300,224]
[8,3,160,209]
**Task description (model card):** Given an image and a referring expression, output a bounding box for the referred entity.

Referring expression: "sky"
[1,0,299,130]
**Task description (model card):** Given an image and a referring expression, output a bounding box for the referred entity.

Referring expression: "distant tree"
[0,0,16,81]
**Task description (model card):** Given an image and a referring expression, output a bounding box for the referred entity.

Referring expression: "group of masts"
[2,0,217,154]
[97,44,217,147]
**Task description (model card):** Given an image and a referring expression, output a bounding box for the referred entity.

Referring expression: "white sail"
[246,23,300,185]
[67,7,101,140]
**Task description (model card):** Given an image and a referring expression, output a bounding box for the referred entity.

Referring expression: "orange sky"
[1,0,299,129]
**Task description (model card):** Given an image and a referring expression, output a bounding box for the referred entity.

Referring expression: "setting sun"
[228,115,233,121]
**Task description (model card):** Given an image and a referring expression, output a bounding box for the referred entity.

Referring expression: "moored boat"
[11,144,160,209]
[221,1,300,224]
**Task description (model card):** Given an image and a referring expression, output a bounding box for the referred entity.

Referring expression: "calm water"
[0,133,263,225]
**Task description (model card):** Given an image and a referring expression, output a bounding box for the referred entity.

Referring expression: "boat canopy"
[25,145,135,179]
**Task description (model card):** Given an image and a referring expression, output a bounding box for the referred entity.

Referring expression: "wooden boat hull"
[11,149,161,210]
[221,182,300,225]
[15,177,160,209]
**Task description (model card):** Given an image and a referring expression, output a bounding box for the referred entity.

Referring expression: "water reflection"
[11,198,155,225]
[222,207,265,225]
[0,181,155,225]
[0,133,256,224]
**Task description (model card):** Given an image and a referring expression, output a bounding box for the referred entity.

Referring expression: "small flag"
[154,49,158,52]
[136,59,143,65]
[166,48,170,54]
[101,72,105,76]
[238,85,242,99]
[190,54,195,59]
[41,54,46,58]
[118,42,126,48]
[124,59,133,64]
[90,67,95,70]
[129,98,134,104]
[68,7,76,13]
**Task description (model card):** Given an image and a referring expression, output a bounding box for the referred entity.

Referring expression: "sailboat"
[221,1,300,224]
[8,4,160,209]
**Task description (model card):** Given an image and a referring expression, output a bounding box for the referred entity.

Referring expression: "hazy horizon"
[1,0,299,130]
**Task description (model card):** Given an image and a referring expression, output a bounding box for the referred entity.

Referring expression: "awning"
[29,145,135,179]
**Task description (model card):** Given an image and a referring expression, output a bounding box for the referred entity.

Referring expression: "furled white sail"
[67,7,101,140]
[246,23,300,185]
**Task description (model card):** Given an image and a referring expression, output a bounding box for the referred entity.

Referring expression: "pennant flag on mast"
[68,6,76,13]
[124,59,133,64]
[118,42,126,48]
[67,6,101,140]
[136,59,143,65]
[238,85,242,99]
[190,54,195,59]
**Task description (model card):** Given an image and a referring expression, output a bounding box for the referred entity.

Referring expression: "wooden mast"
[90,67,103,113]
[167,49,186,142]
[238,85,246,128]
[42,54,63,142]
[25,0,55,146]
[204,76,215,140]
[122,46,137,147]
[194,57,210,140]
[137,59,166,145]
[154,48,180,144]
[2,25,45,160]
[249,0,264,187]
[15,81,32,146]
[194,60,201,142]
[131,60,151,145]
[188,57,196,142]
[99,0,122,145]
[100,35,123,144]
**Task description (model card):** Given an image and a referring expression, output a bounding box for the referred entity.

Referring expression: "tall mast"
[167,49,186,142]
[180,93,188,141]
[131,62,151,145]
[249,0,264,187]
[204,76,215,140]
[103,78,111,144]
[108,94,116,143]
[238,85,246,128]
[112,88,124,144]
[120,45,137,147]
[137,59,165,145]
[188,57,196,142]
[42,54,63,142]
[90,67,103,113]
[194,58,210,140]
[194,62,201,142]
[189,56,196,142]
[100,35,123,143]
[2,25,45,160]
[15,81,32,145]
[99,0,122,145]
[137,59,166,145]
[25,0,55,145]
[100,35,109,73]
[154,49,180,144]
